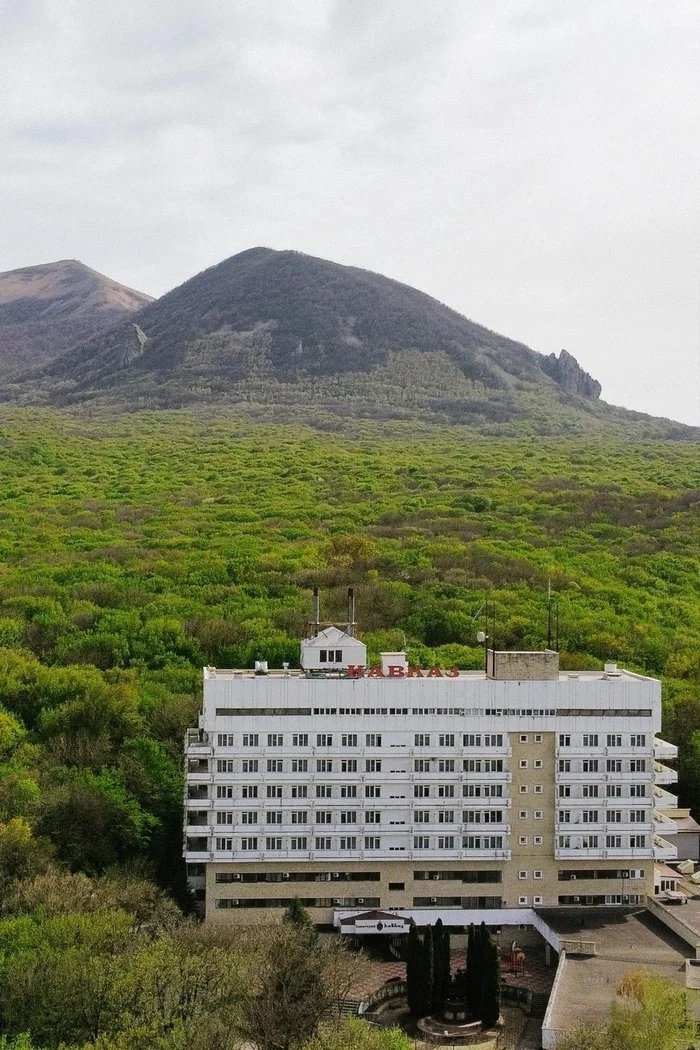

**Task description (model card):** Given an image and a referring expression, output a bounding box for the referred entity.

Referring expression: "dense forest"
[0,408,698,905]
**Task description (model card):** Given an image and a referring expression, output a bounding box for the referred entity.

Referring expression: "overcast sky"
[2,0,699,424]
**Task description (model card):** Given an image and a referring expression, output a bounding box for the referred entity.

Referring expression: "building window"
[631,734,646,747]
[291,785,308,798]
[558,836,571,848]
[292,759,308,773]
[389,882,405,891]
[630,784,647,797]
[291,811,308,824]
[267,759,283,772]
[415,759,431,772]
[558,759,571,772]
[518,896,528,905]
[534,785,543,794]
[438,836,455,849]
[366,759,382,772]
[582,810,599,824]
[341,785,357,798]
[438,811,455,824]
[630,835,647,848]
[415,734,430,746]
[630,809,648,823]
[534,760,543,769]
[340,811,357,824]
[533,895,543,905]
[608,810,622,823]
[240,837,258,851]
[518,871,527,880]
[519,786,528,794]
[291,837,307,850]
[439,734,455,747]
[365,836,381,850]
[268,734,283,747]
[606,835,622,848]
[266,812,282,825]
[315,812,332,824]
[217,785,234,799]
[520,735,528,743]
[293,733,308,747]
[582,785,599,798]
[215,837,233,851]
[365,811,381,824]
[534,836,543,845]
[630,759,646,772]
[582,836,599,848]
[534,735,543,743]
[342,733,358,747]
[438,785,455,798]
[559,735,570,747]
[316,759,332,772]
[241,786,258,799]
[365,785,381,798]
[316,734,333,747]
[340,837,357,850]
[558,810,570,822]
[341,759,358,772]
[607,734,622,747]
[519,836,528,845]
[366,734,382,747]
[519,811,528,819]
[414,836,430,849]
[217,734,235,746]
[519,760,528,769]
[414,785,430,798]
[558,785,571,798]
[583,760,599,773]
[216,812,233,825]
[438,759,455,772]
[243,734,259,747]
[217,760,235,773]
[583,735,598,748]
[316,785,332,798]
[607,759,622,772]
[266,786,282,799]
[534,870,542,880]
[315,837,332,849]
[266,837,282,850]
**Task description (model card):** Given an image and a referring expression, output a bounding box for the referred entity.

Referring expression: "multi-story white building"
[184,610,678,927]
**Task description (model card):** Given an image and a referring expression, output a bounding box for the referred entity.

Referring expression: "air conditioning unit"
[357,898,364,904]
[282,873,290,879]
[573,896,580,902]
[621,870,630,878]
[332,872,340,878]
[570,875,576,880]
[231,899,239,905]
[333,898,341,905]
[430,896,437,903]
[232,873,241,881]
[622,895,629,903]
[433,874,440,880]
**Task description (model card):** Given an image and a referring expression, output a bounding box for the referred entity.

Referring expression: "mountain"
[0,259,153,376]
[10,248,696,438]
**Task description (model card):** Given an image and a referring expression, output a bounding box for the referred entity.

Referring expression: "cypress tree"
[406,921,422,1017]
[431,919,444,1015]
[479,938,501,1027]
[465,923,480,1016]
[441,920,452,1010]
[420,923,434,1018]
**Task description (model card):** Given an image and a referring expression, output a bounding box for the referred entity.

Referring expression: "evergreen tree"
[283,897,317,943]
[465,924,480,1017]
[419,924,434,1018]
[479,938,501,1028]
[430,919,451,1016]
[405,922,422,1018]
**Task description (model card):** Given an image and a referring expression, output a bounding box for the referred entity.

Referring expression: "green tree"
[303,1016,412,1050]
[284,897,317,941]
[479,936,500,1028]
[405,922,422,1018]
[465,924,480,1017]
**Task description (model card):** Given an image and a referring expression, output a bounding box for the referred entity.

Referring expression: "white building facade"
[184,631,677,925]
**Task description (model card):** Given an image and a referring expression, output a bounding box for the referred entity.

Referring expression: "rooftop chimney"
[347,587,356,637]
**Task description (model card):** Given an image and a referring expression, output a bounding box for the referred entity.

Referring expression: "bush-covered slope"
[13,248,688,436]
[0,409,698,895]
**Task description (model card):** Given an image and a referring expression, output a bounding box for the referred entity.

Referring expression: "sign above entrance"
[354,917,409,933]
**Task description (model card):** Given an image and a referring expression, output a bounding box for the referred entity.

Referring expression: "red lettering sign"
[406,666,424,678]
[346,665,365,678]
[387,665,406,678]
[426,665,444,678]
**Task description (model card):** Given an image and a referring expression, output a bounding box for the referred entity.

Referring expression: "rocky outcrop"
[542,349,602,398]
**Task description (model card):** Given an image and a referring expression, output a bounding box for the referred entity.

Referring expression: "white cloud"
[0,0,698,423]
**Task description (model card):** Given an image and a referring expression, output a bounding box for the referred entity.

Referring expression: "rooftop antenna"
[547,579,552,650]
[347,587,356,637]
[555,598,560,652]
[311,587,320,638]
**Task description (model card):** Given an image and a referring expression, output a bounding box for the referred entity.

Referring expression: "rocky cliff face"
[542,349,602,398]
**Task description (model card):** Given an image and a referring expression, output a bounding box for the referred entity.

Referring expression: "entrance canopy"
[338,909,410,935]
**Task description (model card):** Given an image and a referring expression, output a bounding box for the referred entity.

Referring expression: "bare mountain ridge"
[0,259,152,376]
[9,248,695,438]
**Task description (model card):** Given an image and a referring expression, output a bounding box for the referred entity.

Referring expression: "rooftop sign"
[347,665,460,679]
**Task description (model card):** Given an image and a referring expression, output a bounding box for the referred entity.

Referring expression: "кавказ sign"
[346,665,460,678]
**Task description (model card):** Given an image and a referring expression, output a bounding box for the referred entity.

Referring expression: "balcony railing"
[654,763,678,785]
[653,836,678,861]
[653,738,678,761]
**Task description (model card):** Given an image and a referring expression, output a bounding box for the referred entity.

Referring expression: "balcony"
[555,846,653,860]
[654,762,678,785]
[653,786,679,809]
[184,850,212,862]
[653,836,678,861]
[653,811,678,836]
[654,738,678,761]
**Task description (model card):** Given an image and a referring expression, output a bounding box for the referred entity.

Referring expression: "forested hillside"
[0,408,698,906]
